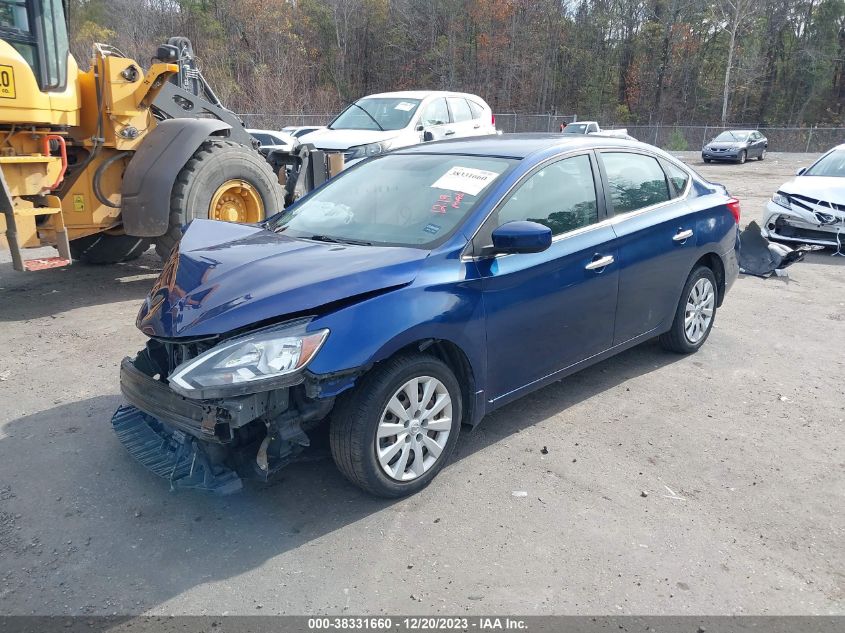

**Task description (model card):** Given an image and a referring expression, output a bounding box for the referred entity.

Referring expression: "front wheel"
[155,139,285,260]
[758,149,766,161]
[702,157,711,163]
[738,150,747,164]
[659,266,718,354]
[330,354,462,497]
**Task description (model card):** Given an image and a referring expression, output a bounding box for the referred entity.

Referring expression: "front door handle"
[673,229,694,242]
[585,254,615,270]
[444,130,456,136]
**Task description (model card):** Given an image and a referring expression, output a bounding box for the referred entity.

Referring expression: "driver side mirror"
[491,221,552,255]
[423,130,434,142]
[415,124,424,132]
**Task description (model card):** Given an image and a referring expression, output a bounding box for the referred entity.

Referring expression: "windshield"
[714,131,749,142]
[272,154,515,247]
[330,98,422,131]
[804,149,845,177]
[563,123,590,134]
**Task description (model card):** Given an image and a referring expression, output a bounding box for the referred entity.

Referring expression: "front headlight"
[347,141,387,160]
[772,192,791,210]
[169,319,329,399]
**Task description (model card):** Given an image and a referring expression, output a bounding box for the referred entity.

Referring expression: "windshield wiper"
[307,234,373,246]
[347,102,385,131]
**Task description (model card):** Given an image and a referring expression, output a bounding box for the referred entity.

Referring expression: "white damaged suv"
[762,144,845,249]
[300,91,497,167]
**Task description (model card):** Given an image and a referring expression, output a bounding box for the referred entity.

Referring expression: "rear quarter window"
[663,161,690,197]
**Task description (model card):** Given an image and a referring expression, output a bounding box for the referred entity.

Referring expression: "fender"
[120,118,232,237]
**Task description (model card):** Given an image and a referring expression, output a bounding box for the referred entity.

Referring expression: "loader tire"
[154,139,285,260]
[70,233,150,265]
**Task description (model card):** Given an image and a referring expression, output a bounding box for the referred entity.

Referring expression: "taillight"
[491,113,496,127]
[726,197,741,224]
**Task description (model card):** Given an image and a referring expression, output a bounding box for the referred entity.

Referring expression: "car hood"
[707,141,746,149]
[779,176,845,202]
[300,128,400,151]
[136,219,429,338]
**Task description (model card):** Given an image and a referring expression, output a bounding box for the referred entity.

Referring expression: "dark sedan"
[702,130,768,164]
[116,134,740,497]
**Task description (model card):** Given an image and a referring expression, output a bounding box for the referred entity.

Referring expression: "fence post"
[702,125,708,148]
[806,126,814,153]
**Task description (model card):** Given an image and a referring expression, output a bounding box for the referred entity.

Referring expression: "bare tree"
[716,0,758,124]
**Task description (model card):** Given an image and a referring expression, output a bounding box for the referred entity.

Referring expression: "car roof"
[359,90,487,103]
[393,133,660,160]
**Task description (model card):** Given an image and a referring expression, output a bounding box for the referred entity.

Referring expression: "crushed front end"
[115,327,334,494]
[762,192,845,251]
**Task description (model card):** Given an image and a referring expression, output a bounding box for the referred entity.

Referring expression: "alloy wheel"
[376,376,453,482]
[684,277,715,344]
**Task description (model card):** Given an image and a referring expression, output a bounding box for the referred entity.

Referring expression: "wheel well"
[383,339,476,426]
[695,252,726,306]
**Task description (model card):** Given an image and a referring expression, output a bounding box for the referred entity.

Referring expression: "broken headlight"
[169,319,329,399]
[772,192,791,210]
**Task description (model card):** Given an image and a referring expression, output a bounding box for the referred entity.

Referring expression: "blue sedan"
[116,135,741,497]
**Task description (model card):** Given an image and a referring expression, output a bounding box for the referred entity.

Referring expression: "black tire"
[758,149,766,161]
[69,233,150,264]
[737,150,747,164]
[703,158,711,163]
[330,354,463,498]
[659,265,718,354]
[154,139,285,260]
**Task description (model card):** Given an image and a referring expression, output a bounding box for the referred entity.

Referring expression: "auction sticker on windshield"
[432,166,499,196]
[395,102,416,111]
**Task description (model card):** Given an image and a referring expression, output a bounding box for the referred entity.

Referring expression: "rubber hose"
[93,151,132,208]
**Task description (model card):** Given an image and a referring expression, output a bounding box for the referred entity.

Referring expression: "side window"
[468,100,484,120]
[601,152,670,214]
[447,97,473,123]
[663,161,690,196]
[496,154,598,236]
[420,98,449,126]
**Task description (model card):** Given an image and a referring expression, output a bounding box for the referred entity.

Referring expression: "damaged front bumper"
[761,199,845,248]
[115,354,334,493]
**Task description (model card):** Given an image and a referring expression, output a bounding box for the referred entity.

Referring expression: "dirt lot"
[0,153,842,616]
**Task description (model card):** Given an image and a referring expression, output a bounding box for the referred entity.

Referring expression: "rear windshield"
[272,154,516,248]
[804,149,845,177]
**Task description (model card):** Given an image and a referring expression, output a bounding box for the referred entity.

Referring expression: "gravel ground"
[0,153,842,616]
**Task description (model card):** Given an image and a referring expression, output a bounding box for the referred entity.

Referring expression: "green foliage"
[665,129,689,151]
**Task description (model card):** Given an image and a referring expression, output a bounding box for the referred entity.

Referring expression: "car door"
[418,98,454,141]
[472,152,619,403]
[598,151,697,345]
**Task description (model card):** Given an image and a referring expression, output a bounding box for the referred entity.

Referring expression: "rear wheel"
[659,266,718,354]
[154,139,284,260]
[70,233,150,264]
[330,354,462,497]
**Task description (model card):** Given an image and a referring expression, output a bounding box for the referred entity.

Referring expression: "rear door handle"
[585,255,615,270]
[673,229,694,242]
[444,130,456,136]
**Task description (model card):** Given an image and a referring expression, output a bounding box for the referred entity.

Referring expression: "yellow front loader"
[0,0,286,270]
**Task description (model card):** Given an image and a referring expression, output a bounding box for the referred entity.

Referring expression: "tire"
[330,354,462,497]
[154,139,285,260]
[659,265,718,354]
[738,150,747,164]
[758,149,766,161]
[703,158,711,163]
[69,233,150,264]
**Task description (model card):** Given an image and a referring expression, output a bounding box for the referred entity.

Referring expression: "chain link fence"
[238,113,845,153]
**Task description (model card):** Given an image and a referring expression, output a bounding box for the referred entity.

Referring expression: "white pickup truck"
[562,121,632,139]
